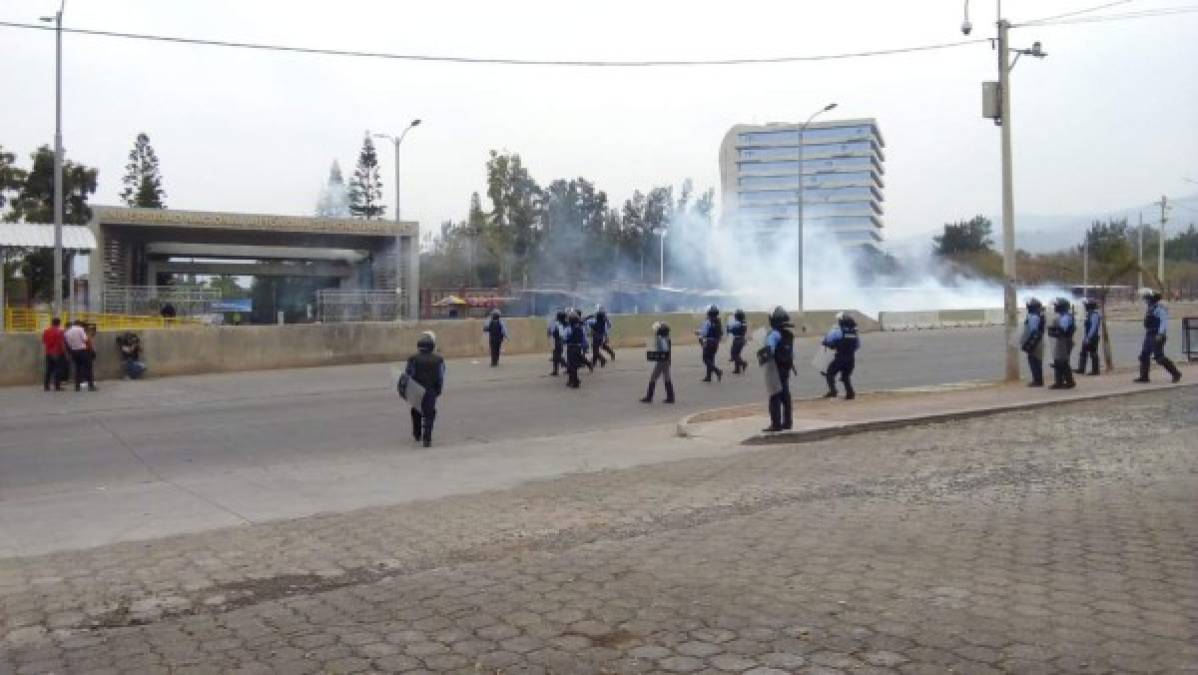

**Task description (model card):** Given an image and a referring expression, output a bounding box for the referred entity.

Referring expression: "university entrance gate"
[87,206,420,321]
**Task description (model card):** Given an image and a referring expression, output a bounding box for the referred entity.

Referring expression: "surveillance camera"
[961,19,973,35]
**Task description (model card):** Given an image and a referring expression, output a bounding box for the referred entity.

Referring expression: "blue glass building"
[718,118,885,247]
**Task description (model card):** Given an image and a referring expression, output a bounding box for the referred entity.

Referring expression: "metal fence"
[1184,317,1197,362]
[102,285,220,317]
[3,308,201,333]
[316,289,402,323]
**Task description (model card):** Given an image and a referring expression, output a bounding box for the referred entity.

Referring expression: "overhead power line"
[1019,0,1134,26]
[1022,5,1198,26]
[0,20,988,67]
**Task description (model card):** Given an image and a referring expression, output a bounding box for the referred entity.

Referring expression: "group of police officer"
[1020,288,1182,389]
[401,287,1180,446]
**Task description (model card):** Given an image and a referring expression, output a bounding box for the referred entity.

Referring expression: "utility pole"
[1082,234,1088,295]
[1157,195,1168,290]
[971,0,1045,382]
[372,119,421,320]
[796,102,837,315]
[1137,211,1144,289]
[39,5,66,318]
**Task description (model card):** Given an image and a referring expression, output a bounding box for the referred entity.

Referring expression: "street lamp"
[373,119,421,319]
[40,2,65,318]
[964,0,1046,382]
[796,102,837,316]
[657,228,668,287]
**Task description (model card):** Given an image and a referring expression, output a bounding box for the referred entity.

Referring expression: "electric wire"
[1018,0,1134,26]
[1026,5,1198,26]
[0,20,988,67]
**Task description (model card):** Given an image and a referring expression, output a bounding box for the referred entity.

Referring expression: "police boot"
[781,398,793,430]
[640,382,655,403]
[844,376,856,400]
[1064,366,1076,389]
[823,372,837,398]
[1163,359,1182,383]
[664,382,675,403]
[1134,360,1150,383]
[421,413,435,448]
[1089,357,1100,376]
[1074,353,1086,375]
[410,409,422,442]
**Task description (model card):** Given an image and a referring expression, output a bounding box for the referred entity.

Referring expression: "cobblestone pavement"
[2,388,1196,674]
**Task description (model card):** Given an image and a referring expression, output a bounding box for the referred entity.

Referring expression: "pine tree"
[348,134,385,219]
[315,160,350,217]
[120,132,166,208]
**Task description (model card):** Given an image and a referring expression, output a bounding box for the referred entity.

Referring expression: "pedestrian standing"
[483,308,508,367]
[1048,298,1077,390]
[696,304,724,382]
[760,306,795,432]
[640,321,675,403]
[1020,297,1046,387]
[404,332,445,447]
[822,313,860,400]
[728,309,749,374]
[1134,288,1183,384]
[63,320,96,392]
[41,317,67,391]
[1074,298,1102,376]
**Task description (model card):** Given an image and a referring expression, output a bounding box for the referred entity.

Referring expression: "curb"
[677,378,1195,445]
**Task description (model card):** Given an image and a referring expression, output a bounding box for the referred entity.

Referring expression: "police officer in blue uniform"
[548,309,567,376]
[1134,288,1182,384]
[1048,297,1077,390]
[563,309,590,389]
[640,321,675,404]
[1074,298,1102,376]
[727,309,749,374]
[405,332,446,448]
[762,306,795,432]
[822,313,860,400]
[587,306,616,368]
[1020,297,1046,387]
[696,304,724,382]
[483,308,508,367]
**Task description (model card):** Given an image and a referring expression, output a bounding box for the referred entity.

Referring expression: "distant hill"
[887,192,1198,255]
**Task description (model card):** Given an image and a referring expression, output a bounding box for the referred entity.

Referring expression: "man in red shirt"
[41,317,67,391]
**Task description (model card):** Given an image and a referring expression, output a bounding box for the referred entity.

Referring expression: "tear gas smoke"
[665,210,1072,318]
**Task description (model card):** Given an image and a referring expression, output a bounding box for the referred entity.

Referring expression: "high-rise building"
[718,118,885,247]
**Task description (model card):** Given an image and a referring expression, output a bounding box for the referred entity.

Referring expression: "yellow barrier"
[2,308,200,333]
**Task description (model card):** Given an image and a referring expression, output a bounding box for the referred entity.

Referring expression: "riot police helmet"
[555,309,567,322]
[706,304,719,318]
[567,308,582,323]
[1137,287,1155,303]
[1053,297,1072,313]
[417,331,436,352]
[655,321,670,336]
[838,313,857,330]
[769,305,792,328]
[1025,297,1043,312]
[490,308,501,319]
[1083,298,1098,311]
[733,308,746,322]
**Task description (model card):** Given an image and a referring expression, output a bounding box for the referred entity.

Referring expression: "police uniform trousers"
[826,355,855,396]
[768,369,792,430]
[410,391,438,443]
[1139,333,1181,380]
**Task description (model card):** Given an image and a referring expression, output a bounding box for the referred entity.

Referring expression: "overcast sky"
[3,0,1196,245]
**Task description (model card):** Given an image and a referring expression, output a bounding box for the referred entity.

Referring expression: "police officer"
[822,313,860,400]
[483,308,508,367]
[1134,288,1183,384]
[548,309,567,376]
[727,309,749,374]
[1074,298,1102,376]
[1048,297,1077,390]
[404,331,445,448]
[640,321,675,404]
[588,306,616,368]
[696,304,724,382]
[762,306,795,432]
[1021,297,1046,387]
[563,308,590,389]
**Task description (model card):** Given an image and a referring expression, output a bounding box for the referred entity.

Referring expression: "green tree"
[315,160,350,217]
[4,145,98,225]
[120,132,166,208]
[1084,218,1132,264]
[933,215,994,255]
[485,151,542,283]
[1165,223,1198,261]
[348,134,385,219]
[207,274,246,299]
[0,145,26,212]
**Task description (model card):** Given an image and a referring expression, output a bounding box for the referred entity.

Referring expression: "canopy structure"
[0,223,97,251]
[0,224,97,331]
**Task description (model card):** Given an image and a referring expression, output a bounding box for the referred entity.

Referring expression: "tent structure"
[0,224,98,331]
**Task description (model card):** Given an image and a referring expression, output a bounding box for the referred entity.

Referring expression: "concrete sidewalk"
[680,363,1196,446]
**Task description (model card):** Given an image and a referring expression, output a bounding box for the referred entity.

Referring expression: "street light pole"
[797,102,837,316]
[658,229,667,287]
[373,119,421,320]
[41,5,65,318]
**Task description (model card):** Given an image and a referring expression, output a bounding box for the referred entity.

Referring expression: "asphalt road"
[0,322,1180,501]
[1,321,1192,557]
